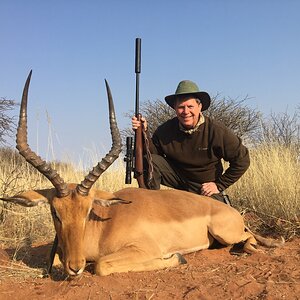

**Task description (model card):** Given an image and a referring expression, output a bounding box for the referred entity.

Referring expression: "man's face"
[174,96,202,129]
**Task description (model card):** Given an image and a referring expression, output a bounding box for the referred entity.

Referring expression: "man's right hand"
[132,116,148,131]
[200,182,219,197]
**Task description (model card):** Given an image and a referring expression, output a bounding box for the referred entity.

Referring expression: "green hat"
[165,80,211,111]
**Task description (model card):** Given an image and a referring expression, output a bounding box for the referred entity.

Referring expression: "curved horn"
[76,80,122,196]
[16,71,69,197]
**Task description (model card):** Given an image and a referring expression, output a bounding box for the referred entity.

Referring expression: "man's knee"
[144,154,183,190]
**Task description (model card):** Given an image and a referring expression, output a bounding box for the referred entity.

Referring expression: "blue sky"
[1,0,299,163]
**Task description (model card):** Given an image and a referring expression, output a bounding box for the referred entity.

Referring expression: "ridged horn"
[16,71,69,197]
[76,80,122,196]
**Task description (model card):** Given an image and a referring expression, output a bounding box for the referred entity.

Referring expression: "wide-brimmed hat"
[165,80,211,111]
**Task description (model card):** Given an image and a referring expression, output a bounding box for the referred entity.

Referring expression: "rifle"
[124,38,146,188]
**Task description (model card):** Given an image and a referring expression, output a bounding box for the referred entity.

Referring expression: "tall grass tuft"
[228,143,299,235]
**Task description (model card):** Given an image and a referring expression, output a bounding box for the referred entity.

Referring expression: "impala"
[1,71,283,278]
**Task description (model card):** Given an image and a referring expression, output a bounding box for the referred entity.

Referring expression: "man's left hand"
[200,182,219,196]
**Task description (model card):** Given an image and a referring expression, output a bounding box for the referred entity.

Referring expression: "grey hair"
[174,95,201,107]
[195,98,201,104]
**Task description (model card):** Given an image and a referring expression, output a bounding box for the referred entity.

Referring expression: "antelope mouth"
[66,266,85,279]
[65,258,86,278]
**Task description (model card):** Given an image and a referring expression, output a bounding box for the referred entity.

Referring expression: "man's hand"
[200,182,219,196]
[132,116,148,131]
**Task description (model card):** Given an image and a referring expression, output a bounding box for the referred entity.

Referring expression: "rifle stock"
[134,114,146,188]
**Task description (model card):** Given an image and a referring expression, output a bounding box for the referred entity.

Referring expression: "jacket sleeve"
[214,127,250,191]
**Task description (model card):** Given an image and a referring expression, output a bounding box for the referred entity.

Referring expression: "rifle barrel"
[135,38,141,116]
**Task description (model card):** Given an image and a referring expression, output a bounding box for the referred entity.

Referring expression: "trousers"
[144,154,231,205]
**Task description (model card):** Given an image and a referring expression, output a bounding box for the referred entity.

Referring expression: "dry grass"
[228,144,300,237]
[0,259,45,279]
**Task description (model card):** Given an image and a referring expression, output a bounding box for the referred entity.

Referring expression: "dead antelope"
[1,71,283,278]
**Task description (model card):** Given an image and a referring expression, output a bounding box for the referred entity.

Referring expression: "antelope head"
[2,71,123,277]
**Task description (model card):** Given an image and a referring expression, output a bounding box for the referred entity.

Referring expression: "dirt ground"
[0,236,299,300]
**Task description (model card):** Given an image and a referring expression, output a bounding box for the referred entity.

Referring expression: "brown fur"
[1,186,284,277]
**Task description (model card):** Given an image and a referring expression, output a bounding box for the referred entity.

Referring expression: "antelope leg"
[95,246,186,276]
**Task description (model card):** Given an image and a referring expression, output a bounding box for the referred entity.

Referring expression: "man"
[132,80,250,204]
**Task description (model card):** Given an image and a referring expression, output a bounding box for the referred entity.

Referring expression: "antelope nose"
[68,259,85,275]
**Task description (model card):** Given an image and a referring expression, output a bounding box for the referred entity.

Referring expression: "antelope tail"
[245,226,285,248]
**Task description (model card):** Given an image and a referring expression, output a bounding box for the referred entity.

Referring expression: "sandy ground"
[0,236,299,300]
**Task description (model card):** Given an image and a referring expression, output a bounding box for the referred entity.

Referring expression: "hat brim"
[165,91,211,111]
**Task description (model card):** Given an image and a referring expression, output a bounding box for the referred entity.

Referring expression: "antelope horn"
[76,80,122,196]
[16,71,69,197]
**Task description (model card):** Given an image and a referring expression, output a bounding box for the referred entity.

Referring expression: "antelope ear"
[92,190,131,207]
[0,188,56,207]
[94,198,132,207]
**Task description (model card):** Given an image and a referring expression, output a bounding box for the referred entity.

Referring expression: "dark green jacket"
[149,116,250,191]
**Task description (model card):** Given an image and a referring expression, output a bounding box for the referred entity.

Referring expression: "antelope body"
[1,72,283,278]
